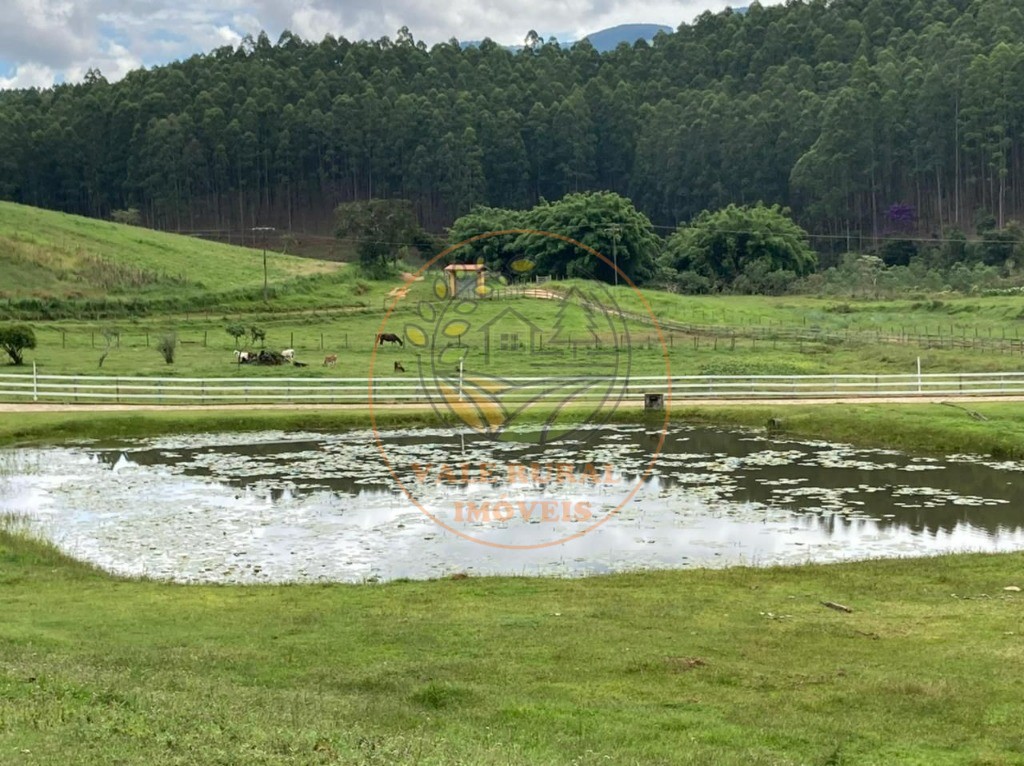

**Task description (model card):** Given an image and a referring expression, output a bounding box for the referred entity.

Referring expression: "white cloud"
[0,0,757,89]
[0,62,59,90]
[215,25,244,47]
[65,41,142,84]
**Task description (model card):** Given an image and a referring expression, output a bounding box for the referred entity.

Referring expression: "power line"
[174,226,1015,249]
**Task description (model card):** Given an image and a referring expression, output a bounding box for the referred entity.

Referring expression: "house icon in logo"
[475,307,543,363]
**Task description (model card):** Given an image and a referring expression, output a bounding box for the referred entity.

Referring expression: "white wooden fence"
[1,369,1023,404]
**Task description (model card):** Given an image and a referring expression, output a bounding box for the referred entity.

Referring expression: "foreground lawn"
[1,532,1023,765]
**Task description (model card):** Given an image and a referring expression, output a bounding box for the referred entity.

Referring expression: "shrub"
[0,324,36,365]
[673,270,714,294]
[157,333,177,364]
[226,324,246,348]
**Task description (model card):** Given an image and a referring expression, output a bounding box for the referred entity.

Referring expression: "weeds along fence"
[2,371,1023,405]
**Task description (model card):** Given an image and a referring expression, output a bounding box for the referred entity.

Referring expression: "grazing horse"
[375,333,403,347]
[323,354,338,367]
[281,348,295,361]
[234,350,251,363]
[393,361,406,373]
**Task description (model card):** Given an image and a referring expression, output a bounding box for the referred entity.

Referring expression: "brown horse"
[323,354,338,367]
[393,361,406,373]
[376,333,403,347]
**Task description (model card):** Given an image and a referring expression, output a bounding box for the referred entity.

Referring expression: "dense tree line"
[1,0,1024,246]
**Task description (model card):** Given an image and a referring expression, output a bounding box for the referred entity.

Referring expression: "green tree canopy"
[514,192,659,283]
[335,199,422,276]
[0,324,36,365]
[663,203,817,292]
[444,205,530,270]
[448,191,659,284]
[2,1,1024,244]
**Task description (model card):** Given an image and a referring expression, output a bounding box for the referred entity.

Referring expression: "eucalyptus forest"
[0,0,1022,255]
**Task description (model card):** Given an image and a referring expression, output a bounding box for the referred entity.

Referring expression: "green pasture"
[7,293,1024,384]
[578,280,1024,338]
[0,202,379,316]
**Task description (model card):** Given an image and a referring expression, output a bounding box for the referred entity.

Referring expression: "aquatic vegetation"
[1,425,1021,583]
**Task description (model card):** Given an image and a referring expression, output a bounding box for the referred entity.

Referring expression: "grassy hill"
[0,203,344,317]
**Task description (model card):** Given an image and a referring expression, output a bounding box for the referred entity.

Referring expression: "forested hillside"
[0,0,1022,245]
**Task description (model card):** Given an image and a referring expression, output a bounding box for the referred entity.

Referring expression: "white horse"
[281,348,295,361]
[234,349,251,363]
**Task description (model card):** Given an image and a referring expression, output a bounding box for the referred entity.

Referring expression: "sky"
[0,0,756,90]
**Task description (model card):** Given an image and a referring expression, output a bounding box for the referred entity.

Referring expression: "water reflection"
[96,425,1024,537]
[2,423,1022,583]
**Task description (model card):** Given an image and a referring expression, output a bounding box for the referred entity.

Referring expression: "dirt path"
[1,395,1021,413]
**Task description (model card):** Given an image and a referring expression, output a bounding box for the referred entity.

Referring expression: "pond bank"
[2,400,1023,459]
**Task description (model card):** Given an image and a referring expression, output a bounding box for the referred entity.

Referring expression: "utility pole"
[252,226,275,301]
[608,224,622,286]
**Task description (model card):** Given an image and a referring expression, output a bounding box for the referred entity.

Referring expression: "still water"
[1,424,1022,582]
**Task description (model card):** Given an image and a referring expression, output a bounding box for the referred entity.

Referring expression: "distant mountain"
[460,23,673,52]
[583,23,673,52]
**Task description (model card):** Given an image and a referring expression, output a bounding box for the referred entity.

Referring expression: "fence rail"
[2,371,1023,405]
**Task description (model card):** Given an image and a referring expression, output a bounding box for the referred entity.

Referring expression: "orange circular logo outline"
[368,228,672,550]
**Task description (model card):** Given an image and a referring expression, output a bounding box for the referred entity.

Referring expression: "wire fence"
[2,370,1023,405]
[31,321,1024,359]
[485,285,1024,355]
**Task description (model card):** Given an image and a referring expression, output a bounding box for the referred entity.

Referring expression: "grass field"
[597,281,1024,338]
[0,202,386,317]
[6,287,1024,381]
[2,529,1023,765]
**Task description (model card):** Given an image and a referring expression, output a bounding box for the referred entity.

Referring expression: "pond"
[2,424,1022,583]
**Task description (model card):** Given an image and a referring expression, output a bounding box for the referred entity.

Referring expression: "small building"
[444,263,487,298]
